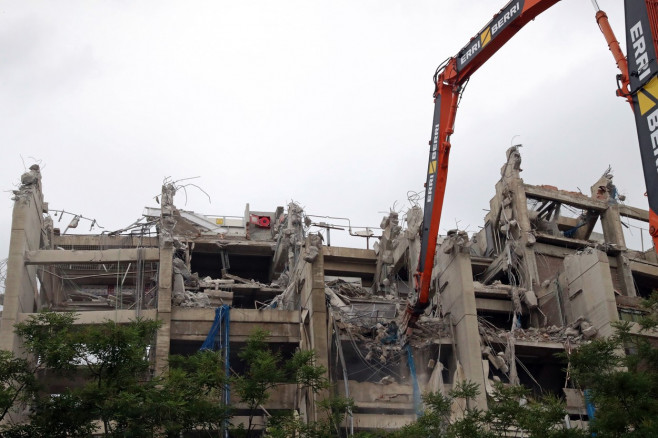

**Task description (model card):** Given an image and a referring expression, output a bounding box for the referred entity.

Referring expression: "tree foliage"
[232,328,329,437]
[3,297,657,437]
[165,350,231,435]
[566,292,658,437]
[0,351,38,425]
[1,311,230,437]
[377,380,585,438]
[263,396,355,438]
[0,314,331,438]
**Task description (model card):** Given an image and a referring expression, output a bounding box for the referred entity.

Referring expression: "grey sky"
[0,0,651,260]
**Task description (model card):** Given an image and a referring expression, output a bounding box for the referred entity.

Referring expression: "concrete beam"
[523,184,608,211]
[534,242,576,258]
[24,248,160,265]
[337,380,412,403]
[191,239,274,256]
[172,308,299,323]
[338,335,452,345]
[630,260,658,277]
[323,247,376,276]
[535,232,592,249]
[475,297,514,313]
[483,335,565,351]
[17,309,157,325]
[323,260,376,275]
[619,205,649,222]
[232,383,296,410]
[170,308,300,343]
[474,285,511,299]
[350,414,416,430]
[323,246,376,261]
[471,256,494,272]
[52,235,159,248]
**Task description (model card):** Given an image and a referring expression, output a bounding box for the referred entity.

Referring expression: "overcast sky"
[0,0,652,261]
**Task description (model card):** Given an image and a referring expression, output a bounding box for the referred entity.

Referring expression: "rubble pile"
[172,256,211,308]
[63,288,147,309]
[365,323,403,365]
[337,320,404,366]
[325,279,392,324]
[326,295,398,328]
[175,291,211,308]
[478,318,596,344]
[173,268,280,308]
[408,316,451,347]
[325,279,371,300]
[327,278,450,359]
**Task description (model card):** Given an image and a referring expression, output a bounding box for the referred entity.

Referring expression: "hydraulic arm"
[621,1,658,251]
[403,0,658,332]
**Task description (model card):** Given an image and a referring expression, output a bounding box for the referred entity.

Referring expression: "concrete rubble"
[478,320,591,344]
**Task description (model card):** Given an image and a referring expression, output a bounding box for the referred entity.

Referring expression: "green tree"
[567,292,658,437]
[165,350,231,436]
[233,328,329,437]
[0,350,39,425]
[384,380,585,438]
[12,311,160,436]
[392,381,489,438]
[1,311,230,437]
[486,383,586,438]
[264,396,355,438]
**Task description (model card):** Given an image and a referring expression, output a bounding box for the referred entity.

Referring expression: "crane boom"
[624,1,658,251]
[404,0,658,331]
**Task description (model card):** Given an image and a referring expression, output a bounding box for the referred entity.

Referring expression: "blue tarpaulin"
[200,305,231,436]
[405,344,423,417]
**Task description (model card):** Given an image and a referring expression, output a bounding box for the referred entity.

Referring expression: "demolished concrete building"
[2,147,658,432]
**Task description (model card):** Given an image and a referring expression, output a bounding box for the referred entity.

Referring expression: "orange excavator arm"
[407,0,565,327]
[404,0,658,331]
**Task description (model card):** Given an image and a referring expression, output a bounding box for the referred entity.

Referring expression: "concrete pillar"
[599,205,626,247]
[373,212,401,294]
[599,205,637,296]
[484,148,541,298]
[563,249,619,337]
[154,246,173,376]
[298,234,330,422]
[614,253,637,297]
[436,235,487,409]
[1,168,45,353]
[591,176,637,297]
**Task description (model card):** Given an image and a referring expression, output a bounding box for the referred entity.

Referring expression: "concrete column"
[1,171,45,353]
[564,249,619,337]
[154,246,173,376]
[614,253,637,297]
[299,234,330,422]
[599,205,637,296]
[436,235,487,409]
[489,148,541,295]
[501,151,540,293]
[591,176,637,297]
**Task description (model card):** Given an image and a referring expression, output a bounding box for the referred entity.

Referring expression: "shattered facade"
[2,147,658,431]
